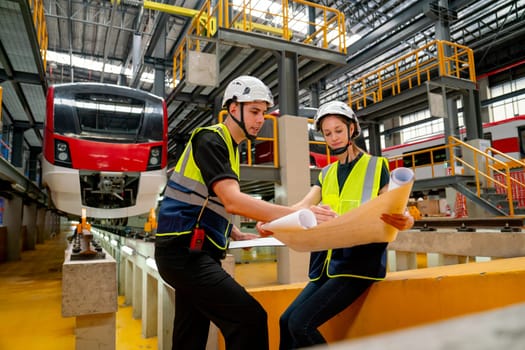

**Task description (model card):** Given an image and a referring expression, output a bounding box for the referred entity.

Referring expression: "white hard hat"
[222,76,274,108]
[314,101,360,138]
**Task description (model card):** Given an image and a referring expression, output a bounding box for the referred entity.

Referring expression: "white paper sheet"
[228,237,285,249]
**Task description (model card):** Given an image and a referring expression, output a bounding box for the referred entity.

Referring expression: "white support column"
[124,257,134,305]
[158,280,175,350]
[36,207,46,244]
[22,202,37,250]
[395,251,418,271]
[142,270,158,338]
[132,263,143,319]
[4,195,23,261]
[275,115,311,284]
[438,254,460,266]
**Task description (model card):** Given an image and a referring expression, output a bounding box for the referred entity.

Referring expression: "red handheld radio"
[190,227,205,250]
[190,197,208,250]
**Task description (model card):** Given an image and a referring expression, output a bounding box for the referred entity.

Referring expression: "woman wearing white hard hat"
[155,76,295,350]
[276,100,414,349]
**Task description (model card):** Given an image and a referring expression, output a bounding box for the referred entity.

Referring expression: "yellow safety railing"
[487,146,525,170]
[172,0,218,85]
[388,136,525,216]
[28,0,48,70]
[388,144,450,179]
[224,0,345,50]
[348,40,476,111]
[448,136,522,216]
[218,110,279,167]
[173,0,346,86]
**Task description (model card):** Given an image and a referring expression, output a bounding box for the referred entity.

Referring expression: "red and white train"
[382,115,525,176]
[42,83,168,220]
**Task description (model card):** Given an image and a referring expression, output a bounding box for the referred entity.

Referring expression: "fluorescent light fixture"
[11,183,26,192]
[146,257,158,271]
[122,245,134,256]
[103,236,110,241]
[110,239,118,247]
[46,50,155,84]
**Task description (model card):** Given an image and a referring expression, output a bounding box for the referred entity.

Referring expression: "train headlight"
[147,146,162,170]
[55,140,72,167]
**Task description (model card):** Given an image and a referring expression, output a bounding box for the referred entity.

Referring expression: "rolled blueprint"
[261,209,317,232]
[389,167,415,191]
[271,170,415,252]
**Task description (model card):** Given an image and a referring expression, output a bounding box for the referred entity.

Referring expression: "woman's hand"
[310,205,338,224]
[380,213,414,231]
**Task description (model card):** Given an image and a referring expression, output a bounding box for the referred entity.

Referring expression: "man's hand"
[255,221,274,237]
[230,225,259,241]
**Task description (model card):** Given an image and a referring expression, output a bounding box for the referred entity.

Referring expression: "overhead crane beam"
[113,0,217,36]
[113,0,289,39]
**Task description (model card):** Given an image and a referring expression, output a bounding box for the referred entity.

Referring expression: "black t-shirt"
[192,129,239,196]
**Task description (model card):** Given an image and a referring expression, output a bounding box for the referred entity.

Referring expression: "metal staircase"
[396,136,525,217]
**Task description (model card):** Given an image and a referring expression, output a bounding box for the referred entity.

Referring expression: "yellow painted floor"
[0,230,277,349]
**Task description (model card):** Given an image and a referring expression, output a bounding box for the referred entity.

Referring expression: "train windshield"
[54,89,164,142]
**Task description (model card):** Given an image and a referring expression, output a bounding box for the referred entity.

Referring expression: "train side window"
[402,147,446,167]
[518,126,525,158]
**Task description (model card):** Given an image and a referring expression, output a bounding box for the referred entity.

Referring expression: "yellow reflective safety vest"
[309,153,389,281]
[156,123,239,254]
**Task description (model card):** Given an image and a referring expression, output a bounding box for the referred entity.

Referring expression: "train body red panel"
[382,115,525,179]
[58,136,164,171]
[42,83,168,219]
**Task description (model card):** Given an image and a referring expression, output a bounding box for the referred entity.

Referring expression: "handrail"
[390,144,450,179]
[348,40,476,111]
[173,0,346,86]
[172,0,219,85]
[484,146,525,207]
[28,0,48,70]
[217,110,279,168]
[448,136,516,216]
[486,146,525,169]
[387,136,525,217]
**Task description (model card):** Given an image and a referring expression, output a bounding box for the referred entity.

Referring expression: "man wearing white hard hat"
[155,76,304,350]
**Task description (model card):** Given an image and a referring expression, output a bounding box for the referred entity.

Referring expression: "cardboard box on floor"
[417,199,440,216]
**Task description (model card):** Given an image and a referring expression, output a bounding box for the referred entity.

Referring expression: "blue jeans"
[279,275,374,349]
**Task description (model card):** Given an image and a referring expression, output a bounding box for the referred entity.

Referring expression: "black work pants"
[155,246,269,350]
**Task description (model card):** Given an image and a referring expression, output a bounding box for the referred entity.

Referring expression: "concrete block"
[75,313,116,350]
[62,247,117,317]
